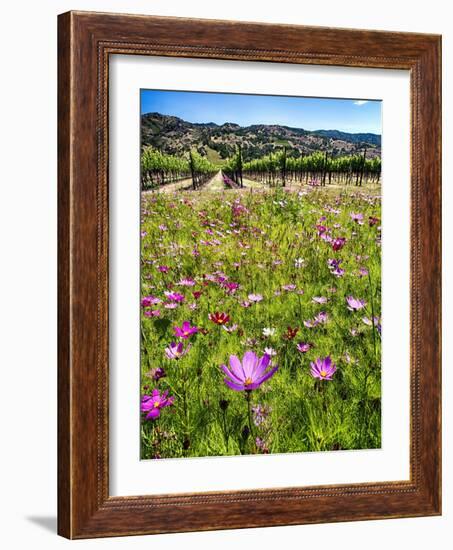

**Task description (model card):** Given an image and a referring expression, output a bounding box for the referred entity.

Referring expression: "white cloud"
[353,100,369,106]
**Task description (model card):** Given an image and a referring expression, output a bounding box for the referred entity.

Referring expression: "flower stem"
[246,391,254,443]
[367,270,378,364]
[221,409,229,452]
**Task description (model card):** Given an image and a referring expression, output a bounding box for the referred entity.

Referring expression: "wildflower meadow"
[140,183,382,459]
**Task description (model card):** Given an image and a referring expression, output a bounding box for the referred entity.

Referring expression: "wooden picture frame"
[58,10,441,539]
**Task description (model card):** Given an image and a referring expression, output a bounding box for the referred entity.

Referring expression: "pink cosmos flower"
[164,342,191,360]
[332,267,345,277]
[141,389,174,420]
[350,213,364,224]
[145,367,166,381]
[158,265,170,273]
[310,356,337,381]
[173,321,198,339]
[248,293,263,303]
[315,311,328,324]
[296,342,312,353]
[178,278,196,287]
[328,258,345,277]
[346,296,367,311]
[222,324,239,333]
[304,312,328,328]
[141,295,161,307]
[362,316,380,327]
[312,296,328,304]
[143,309,161,318]
[362,316,382,334]
[282,284,296,292]
[221,351,278,392]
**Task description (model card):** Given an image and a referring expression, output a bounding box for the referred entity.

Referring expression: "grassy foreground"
[140,186,381,459]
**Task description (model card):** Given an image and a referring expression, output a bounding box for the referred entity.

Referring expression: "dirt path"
[203,170,225,191]
[142,177,194,195]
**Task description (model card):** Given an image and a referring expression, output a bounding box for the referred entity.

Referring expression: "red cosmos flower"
[369,216,380,227]
[208,312,230,325]
[192,291,203,300]
[283,326,299,340]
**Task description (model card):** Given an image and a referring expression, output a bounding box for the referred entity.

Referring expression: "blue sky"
[141,89,382,134]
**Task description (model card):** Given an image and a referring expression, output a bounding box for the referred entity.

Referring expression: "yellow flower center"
[320,370,327,378]
[153,401,160,408]
[244,377,253,386]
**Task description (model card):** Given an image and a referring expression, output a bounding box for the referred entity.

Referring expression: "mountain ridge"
[141,112,381,163]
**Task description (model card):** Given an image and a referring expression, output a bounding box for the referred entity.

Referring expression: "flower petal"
[146,408,160,419]
[254,353,271,378]
[254,366,278,387]
[242,351,258,378]
[223,378,244,391]
[221,364,243,384]
[229,355,245,380]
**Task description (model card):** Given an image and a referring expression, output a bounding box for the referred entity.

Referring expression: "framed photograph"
[58,11,441,538]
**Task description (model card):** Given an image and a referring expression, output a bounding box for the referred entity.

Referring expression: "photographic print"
[140,90,382,460]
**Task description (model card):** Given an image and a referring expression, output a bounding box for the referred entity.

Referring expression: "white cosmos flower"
[262,327,276,337]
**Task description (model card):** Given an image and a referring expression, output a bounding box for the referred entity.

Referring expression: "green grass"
[205,146,224,166]
[140,186,381,459]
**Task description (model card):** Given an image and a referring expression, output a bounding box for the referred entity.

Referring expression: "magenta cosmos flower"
[173,321,198,339]
[164,341,191,360]
[346,295,367,311]
[310,356,337,381]
[164,291,185,303]
[221,351,278,392]
[332,237,347,251]
[141,295,161,307]
[141,389,174,419]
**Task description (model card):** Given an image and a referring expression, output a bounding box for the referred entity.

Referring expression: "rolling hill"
[141,112,381,164]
